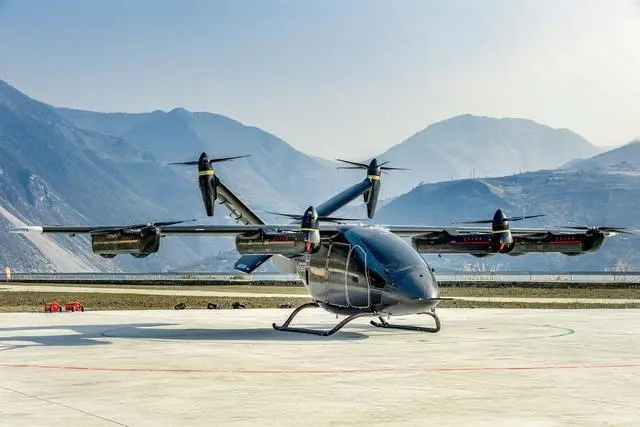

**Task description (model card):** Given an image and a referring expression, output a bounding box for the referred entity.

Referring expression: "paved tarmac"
[0,308,638,426]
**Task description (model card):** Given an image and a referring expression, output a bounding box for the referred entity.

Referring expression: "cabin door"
[325,242,350,307]
[345,245,371,308]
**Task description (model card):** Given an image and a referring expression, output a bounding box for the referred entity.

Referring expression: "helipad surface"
[0,308,638,426]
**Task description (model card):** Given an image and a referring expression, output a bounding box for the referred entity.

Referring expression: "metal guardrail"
[1,272,300,282]
[2,271,640,283]
[436,271,640,283]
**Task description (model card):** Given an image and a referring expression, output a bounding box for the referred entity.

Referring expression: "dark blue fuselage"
[302,226,440,316]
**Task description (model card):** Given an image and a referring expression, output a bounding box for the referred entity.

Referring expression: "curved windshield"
[346,228,425,271]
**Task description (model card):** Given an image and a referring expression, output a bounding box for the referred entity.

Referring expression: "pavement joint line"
[0,384,129,426]
[1,362,639,376]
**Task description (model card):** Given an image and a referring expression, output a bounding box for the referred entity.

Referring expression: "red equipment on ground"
[64,300,85,312]
[44,301,63,313]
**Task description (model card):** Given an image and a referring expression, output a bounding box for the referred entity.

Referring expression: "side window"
[369,269,386,289]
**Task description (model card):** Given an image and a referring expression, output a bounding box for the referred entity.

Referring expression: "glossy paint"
[411,229,605,256]
[197,152,217,217]
[301,226,440,316]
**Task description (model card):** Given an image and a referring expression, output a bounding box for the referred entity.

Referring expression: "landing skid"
[370,310,441,333]
[272,302,370,336]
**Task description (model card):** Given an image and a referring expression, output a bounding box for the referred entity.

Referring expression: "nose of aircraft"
[384,265,440,314]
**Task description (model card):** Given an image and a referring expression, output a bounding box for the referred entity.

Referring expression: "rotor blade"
[598,227,633,234]
[380,166,410,171]
[128,219,195,229]
[167,161,199,166]
[209,154,251,163]
[94,219,196,233]
[509,214,546,221]
[153,219,197,227]
[336,159,368,169]
[611,230,634,235]
[90,227,127,234]
[317,216,365,222]
[563,225,632,234]
[564,226,604,232]
[453,219,495,224]
[337,166,364,170]
[266,211,302,220]
[378,161,390,167]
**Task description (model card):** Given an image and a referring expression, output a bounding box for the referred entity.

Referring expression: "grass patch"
[439,286,640,299]
[6,279,301,287]
[437,299,640,309]
[0,292,311,313]
[442,281,640,289]
[4,282,307,294]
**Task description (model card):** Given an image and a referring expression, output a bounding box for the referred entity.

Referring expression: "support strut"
[370,310,441,333]
[272,302,370,336]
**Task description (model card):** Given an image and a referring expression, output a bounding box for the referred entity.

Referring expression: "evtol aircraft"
[13,154,629,336]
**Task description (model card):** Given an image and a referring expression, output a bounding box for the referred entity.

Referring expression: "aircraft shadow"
[0,323,368,349]
[0,323,172,348]
[101,326,368,341]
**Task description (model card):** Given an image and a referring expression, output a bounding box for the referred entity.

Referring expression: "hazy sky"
[1,0,639,159]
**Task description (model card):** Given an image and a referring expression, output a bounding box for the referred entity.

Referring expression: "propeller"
[168,154,250,166]
[92,219,196,234]
[336,158,410,173]
[168,152,250,217]
[454,212,545,225]
[455,214,546,225]
[132,219,197,228]
[267,212,364,223]
[335,158,408,218]
[562,225,635,235]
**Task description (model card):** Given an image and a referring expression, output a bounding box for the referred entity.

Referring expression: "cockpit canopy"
[344,227,426,272]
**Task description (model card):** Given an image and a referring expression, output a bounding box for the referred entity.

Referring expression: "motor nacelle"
[411,232,451,252]
[199,170,217,217]
[91,229,161,258]
[362,179,380,219]
[235,230,320,256]
[170,152,250,217]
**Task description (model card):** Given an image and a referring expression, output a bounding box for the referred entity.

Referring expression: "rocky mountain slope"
[0,80,231,271]
[376,165,640,271]
[374,114,600,197]
[56,107,345,210]
[567,139,640,170]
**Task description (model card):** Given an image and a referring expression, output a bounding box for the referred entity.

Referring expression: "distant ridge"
[373,114,600,197]
[567,140,640,170]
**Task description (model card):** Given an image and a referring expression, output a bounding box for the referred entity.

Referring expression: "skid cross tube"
[370,310,441,333]
[272,302,370,336]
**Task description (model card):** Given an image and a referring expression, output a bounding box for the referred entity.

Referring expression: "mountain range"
[377,144,640,271]
[375,114,600,197]
[0,77,636,272]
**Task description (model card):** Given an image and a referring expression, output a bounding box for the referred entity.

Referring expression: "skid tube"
[370,309,441,333]
[272,302,371,336]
